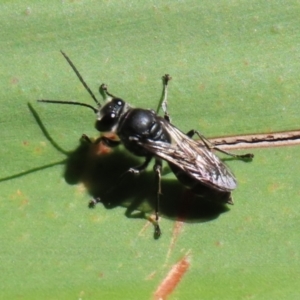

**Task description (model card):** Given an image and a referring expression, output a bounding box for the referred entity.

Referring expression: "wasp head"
[95,98,127,132]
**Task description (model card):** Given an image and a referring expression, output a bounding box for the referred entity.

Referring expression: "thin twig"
[210,130,300,150]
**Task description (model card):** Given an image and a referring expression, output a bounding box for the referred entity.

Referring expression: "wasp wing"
[141,121,237,192]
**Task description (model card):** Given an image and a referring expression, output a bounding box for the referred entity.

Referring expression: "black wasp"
[38,51,253,239]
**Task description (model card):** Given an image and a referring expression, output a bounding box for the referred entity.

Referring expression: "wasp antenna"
[60,50,101,107]
[37,99,98,113]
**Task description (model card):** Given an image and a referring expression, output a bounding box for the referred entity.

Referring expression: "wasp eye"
[95,113,117,132]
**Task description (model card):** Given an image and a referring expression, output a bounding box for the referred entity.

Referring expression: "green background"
[1,0,299,299]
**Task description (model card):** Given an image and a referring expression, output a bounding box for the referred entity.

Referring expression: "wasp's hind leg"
[187,130,254,160]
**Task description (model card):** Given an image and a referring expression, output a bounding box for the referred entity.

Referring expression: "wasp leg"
[99,83,118,101]
[157,74,172,121]
[124,205,162,237]
[81,134,92,143]
[186,130,254,160]
[88,197,101,208]
[210,146,253,159]
[162,74,172,121]
[153,159,163,239]
[80,134,121,147]
[95,136,121,147]
[122,155,152,176]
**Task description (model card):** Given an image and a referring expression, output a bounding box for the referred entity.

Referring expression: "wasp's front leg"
[81,134,121,148]
[156,74,172,122]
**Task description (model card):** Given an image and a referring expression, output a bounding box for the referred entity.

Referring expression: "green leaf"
[1,0,300,299]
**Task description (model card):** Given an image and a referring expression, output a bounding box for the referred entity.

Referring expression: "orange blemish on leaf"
[268,182,285,193]
[154,251,191,300]
[146,271,157,281]
[20,199,29,209]
[10,77,19,85]
[165,221,184,264]
[215,240,224,247]
[198,83,206,91]
[164,189,197,263]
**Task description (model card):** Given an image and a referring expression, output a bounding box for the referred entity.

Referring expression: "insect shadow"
[64,136,229,224]
[28,102,228,225]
